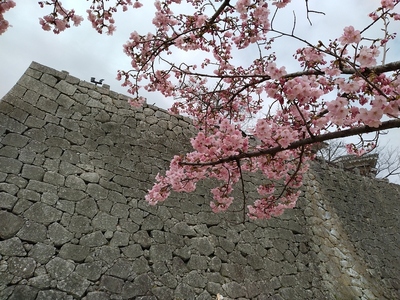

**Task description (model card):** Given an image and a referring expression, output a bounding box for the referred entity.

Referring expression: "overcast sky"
[1,0,400,178]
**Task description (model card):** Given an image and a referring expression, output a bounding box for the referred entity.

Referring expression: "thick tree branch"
[174,60,400,81]
[182,119,400,166]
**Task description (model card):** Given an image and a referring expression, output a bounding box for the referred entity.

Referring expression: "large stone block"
[0,211,24,239]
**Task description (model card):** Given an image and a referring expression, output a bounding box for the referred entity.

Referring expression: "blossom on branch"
[3,0,400,218]
[0,0,16,35]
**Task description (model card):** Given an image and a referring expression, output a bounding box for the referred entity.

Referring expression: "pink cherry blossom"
[0,0,16,35]
[357,46,380,67]
[381,0,397,9]
[3,0,400,218]
[339,26,361,45]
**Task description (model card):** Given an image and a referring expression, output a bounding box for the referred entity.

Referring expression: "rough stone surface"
[0,211,24,239]
[0,62,399,300]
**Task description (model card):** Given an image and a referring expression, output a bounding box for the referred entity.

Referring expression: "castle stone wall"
[0,62,399,300]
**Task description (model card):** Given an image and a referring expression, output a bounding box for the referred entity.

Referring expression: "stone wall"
[0,62,399,300]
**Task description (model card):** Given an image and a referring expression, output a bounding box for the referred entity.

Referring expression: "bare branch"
[305,0,325,26]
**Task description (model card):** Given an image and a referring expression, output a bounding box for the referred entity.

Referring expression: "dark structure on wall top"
[0,62,399,300]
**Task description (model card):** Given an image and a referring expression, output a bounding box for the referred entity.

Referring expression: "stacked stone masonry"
[0,62,399,300]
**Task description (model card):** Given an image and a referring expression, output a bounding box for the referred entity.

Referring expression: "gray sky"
[1,0,400,178]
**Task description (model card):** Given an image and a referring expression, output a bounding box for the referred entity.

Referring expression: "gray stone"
[0,113,27,133]
[24,202,62,225]
[87,183,108,199]
[80,172,100,183]
[184,270,207,288]
[108,258,133,279]
[48,222,74,246]
[25,116,46,128]
[209,256,222,272]
[46,257,75,279]
[85,291,110,300]
[0,237,26,256]
[174,246,191,261]
[65,175,86,190]
[189,237,215,256]
[95,246,121,264]
[151,287,174,300]
[0,182,19,195]
[43,171,65,185]
[57,272,90,297]
[100,275,124,293]
[41,192,59,205]
[56,199,75,214]
[280,274,298,287]
[55,80,77,96]
[0,211,24,239]
[131,256,151,274]
[141,214,163,230]
[36,289,72,300]
[17,221,47,243]
[58,187,86,201]
[92,212,118,231]
[264,258,283,276]
[279,287,297,299]
[28,275,51,290]
[0,157,23,174]
[0,271,13,289]
[110,231,130,247]
[0,192,18,209]
[29,243,56,264]
[247,254,264,270]
[80,231,108,247]
[8,257,36,278]
[111,203,130,218]
[170,222,197,236]
[19,74,60,99]
[0,145,19,158]
[223,281,247,298]
[21,164,45,181]
[5,285,38,300]
[59,161,83,175]
[75,198,98,218]
[160,273,178,289]
[187,255,208,271]
[59,244,91,262]
[75,261,103,281]
[121,273,152,298]
[24,128,46,142]
[121,244,143,258]
[2,133,30,147]
[220,264,246,281]
[149,244,172,261]
[68,215,92,233]
[174,283,195,300]
[12,199,32,215]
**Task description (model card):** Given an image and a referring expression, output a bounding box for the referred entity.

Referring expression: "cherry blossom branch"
[181,119,400,167]
[0,0,16,35]
[38,0,83,33]
[5,0,400,218]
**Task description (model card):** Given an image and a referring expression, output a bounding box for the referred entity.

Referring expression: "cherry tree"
[2,0,400,219]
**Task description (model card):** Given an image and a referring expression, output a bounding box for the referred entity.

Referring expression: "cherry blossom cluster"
[138,0,400,218]
[86,0,142,35]
[0,0,15,35]
[38,1,83,34]
[3,0,400,218]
